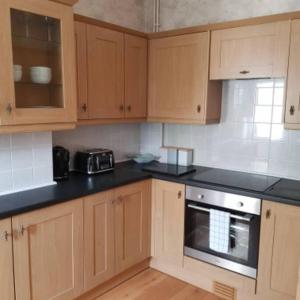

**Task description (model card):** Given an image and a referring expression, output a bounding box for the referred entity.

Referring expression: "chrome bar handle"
[187,204,252,222]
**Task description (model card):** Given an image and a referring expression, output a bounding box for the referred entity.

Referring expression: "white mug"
[13,65,22,82]
[30,66,52,84]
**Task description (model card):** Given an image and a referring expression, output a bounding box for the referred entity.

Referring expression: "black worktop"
[0,161,299,220]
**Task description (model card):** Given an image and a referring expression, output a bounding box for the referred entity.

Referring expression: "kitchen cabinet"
[257,201,300,300]
[84,190,115,291]
[0,0,77,128]
[124,34,147,118]
[0,218,15,300]
[152,180,185,265]
[12,199,84,300]
[285,20,300,129]
[210,21,290,79]
[87,24,124,119]
[297,265,300,300]
[115,180,151,273]
[75,19,148,123]
[148,32,222,124]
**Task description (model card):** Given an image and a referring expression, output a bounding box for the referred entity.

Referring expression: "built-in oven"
[184,186,261,279]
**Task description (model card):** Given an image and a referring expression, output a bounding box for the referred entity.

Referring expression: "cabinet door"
[75,21,89,120]
[210,21,290,79]
[285,20,300,125]
[114,180,151,273]
[152,180,185,266]
[124,34,147,118]
[0,0,77,125]
[13,199,84,300]
[257,201,300,300]
[87,25,124,119]
[0,218,15,300]
[84,191,115,291]
[148,32,210,121]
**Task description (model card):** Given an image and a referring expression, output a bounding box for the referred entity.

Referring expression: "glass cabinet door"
[0,0,76,126]
[11,9,63,109]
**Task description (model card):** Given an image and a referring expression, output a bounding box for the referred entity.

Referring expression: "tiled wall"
[141,79,300,180]
[53,124,141,169]
[0,132,54,195]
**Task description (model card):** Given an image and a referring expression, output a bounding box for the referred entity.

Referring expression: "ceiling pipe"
[153,0,161,32]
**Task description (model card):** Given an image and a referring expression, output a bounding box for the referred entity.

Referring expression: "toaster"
[74,149,114,175]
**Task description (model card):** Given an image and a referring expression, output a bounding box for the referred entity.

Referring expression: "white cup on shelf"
[13,65,22,82]
[30,66,52,84]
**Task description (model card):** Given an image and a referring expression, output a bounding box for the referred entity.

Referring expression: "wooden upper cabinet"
[125,34,147,118]
[75,21,89,120]
[285,20,300,128]
[210,21,291,80]
[83,191,115,291]
[87,24,124,119]
[0,218,15,300]
[0,0,77,126]
[152,180,185,266]
[257,201,300,300]
[114,180,151,274]
[12,199,84,300]
[148,32,222,124]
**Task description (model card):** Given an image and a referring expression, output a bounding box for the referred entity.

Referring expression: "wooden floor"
[96,269,222,300]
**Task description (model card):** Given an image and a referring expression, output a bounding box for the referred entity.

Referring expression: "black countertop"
[0,161,299,220]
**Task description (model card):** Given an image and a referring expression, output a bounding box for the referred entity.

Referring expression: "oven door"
[184,200,260,278]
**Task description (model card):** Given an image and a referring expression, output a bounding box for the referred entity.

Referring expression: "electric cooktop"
[190,168,280,193]
[142,163,196,177]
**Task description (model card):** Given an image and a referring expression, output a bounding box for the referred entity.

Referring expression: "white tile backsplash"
[0,132,54,195]
[53,124,141,170]
[140,79,300,180]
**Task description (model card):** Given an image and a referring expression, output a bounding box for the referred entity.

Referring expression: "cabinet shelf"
[15,81,62,87]
[12,35,60,51]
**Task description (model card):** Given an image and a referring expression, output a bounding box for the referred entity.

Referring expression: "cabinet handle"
[240,70,250,75]
[197,105,201,113]
[266,209,271,219]
[127,105,131,112]
[18,225,26,236]
[120,105,124,111]
[2,231,11,241]
[6,104,12,114]
[178,191,182,199]
[290,105,295,116]
[82,104,87,112]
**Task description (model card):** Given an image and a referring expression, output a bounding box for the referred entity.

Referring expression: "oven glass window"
[185,200,260,268]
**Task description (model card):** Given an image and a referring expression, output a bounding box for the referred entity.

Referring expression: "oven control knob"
[237,201,244,207]
[197,194,204,199]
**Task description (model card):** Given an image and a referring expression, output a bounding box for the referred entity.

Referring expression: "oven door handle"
[187,204,252,222]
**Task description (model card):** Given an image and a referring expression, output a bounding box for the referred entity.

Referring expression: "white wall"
[145,0,300,31]
[74,0,147,31]
[0,132,54,195]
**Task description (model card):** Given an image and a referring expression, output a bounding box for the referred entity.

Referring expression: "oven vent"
[213,281,236,300]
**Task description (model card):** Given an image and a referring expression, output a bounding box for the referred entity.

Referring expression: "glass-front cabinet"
[0,0,77,126]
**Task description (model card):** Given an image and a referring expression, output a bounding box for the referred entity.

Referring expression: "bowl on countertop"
[128,153,160,164]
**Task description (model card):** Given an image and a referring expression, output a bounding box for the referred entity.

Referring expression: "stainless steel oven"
[184,186,261,279]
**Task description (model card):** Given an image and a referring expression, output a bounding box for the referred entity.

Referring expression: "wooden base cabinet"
[257,201,300,300]
[152,180,185,266]
[0,218,15,300]
[114,180,151,273]
[12,199,84,300]
[83,180,151,294]
[148,32,222,124]
[83,191,115,291]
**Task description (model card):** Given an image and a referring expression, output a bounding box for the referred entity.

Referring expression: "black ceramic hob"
[190,168,280,193]
[142,163,196,177]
